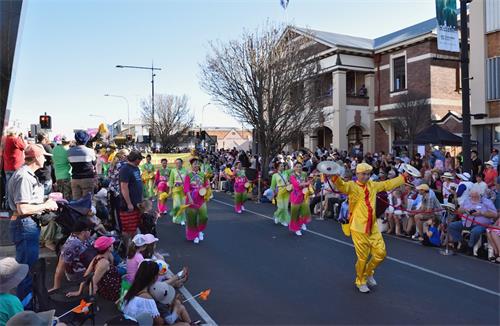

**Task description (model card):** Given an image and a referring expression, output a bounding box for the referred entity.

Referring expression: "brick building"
[470,0,500,161]
[286,17,462,154]
[373,18,461,153]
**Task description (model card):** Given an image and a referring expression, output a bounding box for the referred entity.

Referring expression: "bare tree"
[200,23,321,177]
[141,94,194,152]
[393,92,431,155]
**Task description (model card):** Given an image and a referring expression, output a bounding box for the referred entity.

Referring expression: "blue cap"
[75,130,90,144]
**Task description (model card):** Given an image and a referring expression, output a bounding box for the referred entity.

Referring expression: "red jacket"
[3,136,25,171]
[484,168,498,188]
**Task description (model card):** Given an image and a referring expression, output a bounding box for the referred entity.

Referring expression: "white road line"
[178,286,218,326]
[165,270,218,325]
[212,198,500,298]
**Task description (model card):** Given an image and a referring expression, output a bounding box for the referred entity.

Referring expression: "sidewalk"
[0,245,57,260]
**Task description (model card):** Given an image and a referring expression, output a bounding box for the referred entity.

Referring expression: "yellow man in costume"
[331,163,408,293]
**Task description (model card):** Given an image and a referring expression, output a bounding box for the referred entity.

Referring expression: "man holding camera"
[448,185,497,255]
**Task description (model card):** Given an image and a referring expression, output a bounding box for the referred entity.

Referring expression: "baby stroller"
[55,192,127,259]
[54,193,93,256]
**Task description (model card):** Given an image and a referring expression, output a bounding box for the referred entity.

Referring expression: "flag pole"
[183,293,202,303]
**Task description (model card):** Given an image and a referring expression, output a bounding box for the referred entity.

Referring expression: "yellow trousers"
[351,230,387,286]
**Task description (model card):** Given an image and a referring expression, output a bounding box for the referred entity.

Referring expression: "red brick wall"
[375,41,434,107]
[375,39,461,117]
[374,121,389,153]
[489,101,500,118]
[486,31,499,119]
[436,117,463,134]
[487,31,500,57]
[430,104,462,119]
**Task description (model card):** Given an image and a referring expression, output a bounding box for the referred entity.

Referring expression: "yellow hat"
[355,163,373,174]
[416,184,430,191]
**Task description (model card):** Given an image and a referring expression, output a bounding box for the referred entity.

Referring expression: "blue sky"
[9,0,436,137]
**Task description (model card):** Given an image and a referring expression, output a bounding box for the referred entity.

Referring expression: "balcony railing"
[347,94,369,106]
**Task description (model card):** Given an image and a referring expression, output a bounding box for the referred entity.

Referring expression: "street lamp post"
[201,102,211,130]
[104,94,130,133]
[116,64,162,147]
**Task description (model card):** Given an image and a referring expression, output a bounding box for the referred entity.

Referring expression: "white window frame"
[389,51,407,94]
[487,56,500,101]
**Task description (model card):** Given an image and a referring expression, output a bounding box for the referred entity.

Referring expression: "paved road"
[157,192,500,325]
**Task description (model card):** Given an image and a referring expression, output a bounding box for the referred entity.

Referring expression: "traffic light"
[28,131,32,138]
[39,114,51,129]
[126,134,133,142]
[200,130,206,140]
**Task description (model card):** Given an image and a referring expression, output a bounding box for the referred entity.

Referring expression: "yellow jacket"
[332,175,405,234]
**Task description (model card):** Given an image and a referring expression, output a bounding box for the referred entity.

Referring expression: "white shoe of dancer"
[281,222,288,227]
[241,206,245,211]
[295,231,302,236]
[193,237,200,244]
[181,221,186,226]
[199,232,204,241]
[301,224,307,231]
[367,276,377,287]
[274,217,279,224]
[357,284,370,293]
[237,210,242,214]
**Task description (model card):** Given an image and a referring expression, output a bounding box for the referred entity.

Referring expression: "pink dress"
[290,174,305,205]
[183,173,207,209]
[126,252,144,283]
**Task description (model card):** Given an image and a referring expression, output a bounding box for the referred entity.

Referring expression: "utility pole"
[116,64,162,148]
[460,0,472,173]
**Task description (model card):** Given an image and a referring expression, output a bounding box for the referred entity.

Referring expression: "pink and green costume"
[183,171,209,241]
[270,170,291,224]
[289,172,311,232]
[169,167,188,224]
[234,170,248,213]
[155,167,170,186]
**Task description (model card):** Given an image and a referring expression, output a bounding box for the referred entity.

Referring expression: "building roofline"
[291,17,438,53]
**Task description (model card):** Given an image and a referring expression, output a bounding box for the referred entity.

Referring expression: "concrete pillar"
[387,122,393,154]
[304,133,311,150]
[332,70,347,150]
[365,73,375,153]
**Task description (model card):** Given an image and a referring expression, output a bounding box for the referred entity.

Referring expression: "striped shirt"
[67,145,96,179]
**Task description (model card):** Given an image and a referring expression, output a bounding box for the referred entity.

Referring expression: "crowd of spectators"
[206,145,500,262]
[0,128,197,325]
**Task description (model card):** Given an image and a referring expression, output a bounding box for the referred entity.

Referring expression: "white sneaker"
[301,224,307,231]
[295,231,302,236]
[367,276,377,287]
[237,210,242,214]
[274,218,279,225]
[411,232,419,240]
[241,206,245,211]
[199,232,204,241]
[488,246,495,260]
[181,221,186,226]
[357,284,370,293]
[193,237,200,244]
[282,222,288,227]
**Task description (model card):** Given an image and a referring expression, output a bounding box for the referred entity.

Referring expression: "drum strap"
[278,173,287,186]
